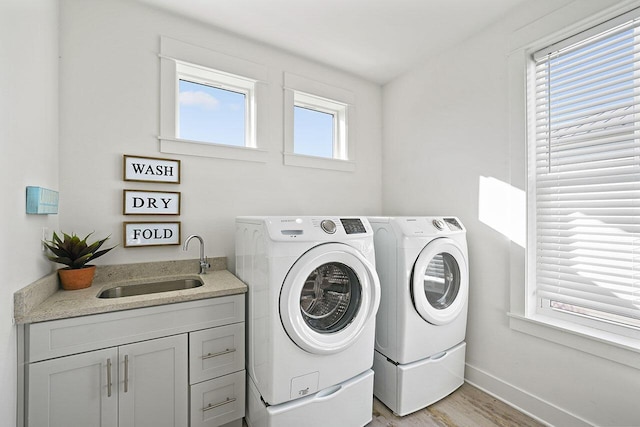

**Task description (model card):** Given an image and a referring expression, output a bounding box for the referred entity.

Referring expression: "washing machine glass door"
[411,237,468,325]
[300,262,361,333]
[280,243,380,355]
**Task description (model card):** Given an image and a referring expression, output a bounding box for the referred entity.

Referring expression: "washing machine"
[235,216,381,427]
[368,216,469,416]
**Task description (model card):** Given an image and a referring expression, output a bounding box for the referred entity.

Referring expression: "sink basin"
[97,278,203,299]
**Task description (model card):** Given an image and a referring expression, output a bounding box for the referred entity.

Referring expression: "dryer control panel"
[390,217,465,237]
[443,217,463,231]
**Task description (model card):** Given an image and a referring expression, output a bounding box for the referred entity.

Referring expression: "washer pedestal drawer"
[246,369,373,427]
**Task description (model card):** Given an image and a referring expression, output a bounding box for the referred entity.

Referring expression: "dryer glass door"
[280,243,380,355]
[424,253,460,310]
[412,238,468,325]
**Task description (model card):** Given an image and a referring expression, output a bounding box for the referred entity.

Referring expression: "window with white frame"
[293,92,347,159]
[159,36,267,162]
[528,9,640,339]
[176,62,255,147]
[284,72,355,172]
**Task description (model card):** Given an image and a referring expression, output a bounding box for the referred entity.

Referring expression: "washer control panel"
[262,216,371,240]
[340,218,367,234]
[320,219,337,234]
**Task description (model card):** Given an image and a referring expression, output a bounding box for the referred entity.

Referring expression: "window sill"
[283,152,355,172]
[508,313,640,369]
[159,137,267,163]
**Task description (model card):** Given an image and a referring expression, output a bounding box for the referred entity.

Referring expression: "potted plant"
[44,231,116,290]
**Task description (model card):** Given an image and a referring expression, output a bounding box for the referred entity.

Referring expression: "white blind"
[532,11,640,328]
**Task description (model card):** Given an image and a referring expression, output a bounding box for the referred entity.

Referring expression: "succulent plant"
[44,231,116,269]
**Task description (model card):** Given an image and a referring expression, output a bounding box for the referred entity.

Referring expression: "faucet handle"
[200,257,210,274]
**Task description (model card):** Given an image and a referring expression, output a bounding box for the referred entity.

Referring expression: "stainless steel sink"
[97,278,203,299]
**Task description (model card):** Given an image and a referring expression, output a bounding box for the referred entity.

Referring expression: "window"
[528,9,640,339]
[284,72,355,171]
[177,63,253,147]
[159,36,267,162]
[293,92,347,159]
[294,105,334,157]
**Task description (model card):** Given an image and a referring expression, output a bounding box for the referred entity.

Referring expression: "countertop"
[13,257,247,324]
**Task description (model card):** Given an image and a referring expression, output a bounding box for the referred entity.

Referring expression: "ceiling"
[137,0,528,84]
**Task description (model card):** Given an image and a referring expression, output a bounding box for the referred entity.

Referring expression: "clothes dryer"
[368,217,469,416]
[236,216,381,427]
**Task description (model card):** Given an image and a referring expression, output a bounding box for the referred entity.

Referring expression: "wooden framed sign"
[123,190,181,215]
[123,221,181,247]
[123,155,180,184]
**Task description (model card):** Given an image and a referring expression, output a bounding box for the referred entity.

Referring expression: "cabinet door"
[118,334,188,427]
[27,347,118,427]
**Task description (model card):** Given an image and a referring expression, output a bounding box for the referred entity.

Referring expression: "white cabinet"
[189,324,245,427]
[23,295,245,427]
[27,335,187,427]
[28,347,119,427]
[119,335,188,427]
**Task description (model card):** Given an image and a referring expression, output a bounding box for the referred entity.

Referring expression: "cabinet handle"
[124,354,129,393]
[106,358,112,397]
[203,397,236,412]
[202,348,236,360]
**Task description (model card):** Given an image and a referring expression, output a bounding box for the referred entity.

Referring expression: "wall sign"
[123,190,180,215]
[123,221,181,247]
[123,155,180,184]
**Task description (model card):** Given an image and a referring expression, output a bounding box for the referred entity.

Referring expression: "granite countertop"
[14,257,247,324]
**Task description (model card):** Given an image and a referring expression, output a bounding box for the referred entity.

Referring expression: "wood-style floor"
[368,383,545,427]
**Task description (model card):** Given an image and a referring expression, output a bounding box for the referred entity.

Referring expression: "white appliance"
[368,217,469,416]
[235,216,381,427]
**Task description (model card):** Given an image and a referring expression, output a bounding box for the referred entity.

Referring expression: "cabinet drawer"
[190,323,245,384]
[190,370,245,427]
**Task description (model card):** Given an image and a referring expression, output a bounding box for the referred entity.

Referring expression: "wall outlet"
[42,227,49,252]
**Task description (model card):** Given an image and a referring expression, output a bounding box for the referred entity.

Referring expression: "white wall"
[58,0,382,270]
[382,1,640,425]
[0,1,59,425]
[10,1,639,425]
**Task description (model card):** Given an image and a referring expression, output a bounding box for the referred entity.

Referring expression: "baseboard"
[464,364,592,427]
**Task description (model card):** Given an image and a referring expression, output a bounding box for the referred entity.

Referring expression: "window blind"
[532,11,640,329]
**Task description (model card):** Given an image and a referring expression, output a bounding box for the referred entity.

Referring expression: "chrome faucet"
[183,234,210,274]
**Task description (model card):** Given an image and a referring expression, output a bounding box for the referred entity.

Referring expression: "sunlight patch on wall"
[478,176,525,248]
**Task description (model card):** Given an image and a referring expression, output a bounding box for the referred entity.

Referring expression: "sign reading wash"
[123,155,180,183]
[124,222,181,247]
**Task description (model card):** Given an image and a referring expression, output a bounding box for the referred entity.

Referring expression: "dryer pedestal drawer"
[374,341,466,416]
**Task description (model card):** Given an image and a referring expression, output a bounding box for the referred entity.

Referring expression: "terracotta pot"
[58,265,96,290]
